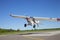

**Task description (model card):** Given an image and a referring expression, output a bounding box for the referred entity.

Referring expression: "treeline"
[39,28,60,30]
[0,28,60,33]
[22,28,60,32]
[0,28,20,33]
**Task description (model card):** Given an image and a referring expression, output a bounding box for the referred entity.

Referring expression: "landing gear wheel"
[24,24,27,27]
[33,25,36,28]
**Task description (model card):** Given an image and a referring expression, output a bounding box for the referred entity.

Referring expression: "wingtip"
[9,14,12,16]
[9,14,13,16]
[57,18,60,21]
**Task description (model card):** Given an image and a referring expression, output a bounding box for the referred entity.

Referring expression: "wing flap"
[10,14,60,21]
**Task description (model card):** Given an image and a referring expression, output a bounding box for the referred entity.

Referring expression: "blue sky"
[0,0,60,30]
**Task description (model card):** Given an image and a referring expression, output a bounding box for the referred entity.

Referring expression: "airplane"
[10,14,60,28]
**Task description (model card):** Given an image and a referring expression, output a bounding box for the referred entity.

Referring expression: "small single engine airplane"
[10,14,60,28]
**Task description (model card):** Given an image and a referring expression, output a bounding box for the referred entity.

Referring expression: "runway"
[0,31,60,40]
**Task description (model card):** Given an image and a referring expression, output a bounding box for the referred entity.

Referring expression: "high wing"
[10,14,60,21]
[34,17,60,21]
[10,14,30,19]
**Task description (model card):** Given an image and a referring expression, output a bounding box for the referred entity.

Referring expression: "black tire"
[24,24,27,27]
[33,25,36,28]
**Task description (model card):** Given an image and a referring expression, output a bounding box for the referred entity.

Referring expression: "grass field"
[0,28,60,35]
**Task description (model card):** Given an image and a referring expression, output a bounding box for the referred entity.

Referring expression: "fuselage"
[25,17,39,26]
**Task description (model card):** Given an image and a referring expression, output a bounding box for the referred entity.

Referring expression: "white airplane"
[10,14,60,28]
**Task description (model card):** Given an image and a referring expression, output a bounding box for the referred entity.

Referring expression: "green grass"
[0,28,60,35]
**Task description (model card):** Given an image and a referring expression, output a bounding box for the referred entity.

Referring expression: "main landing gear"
[24,24,36,29]
[33,24,36,29]
[24,24,27,27]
